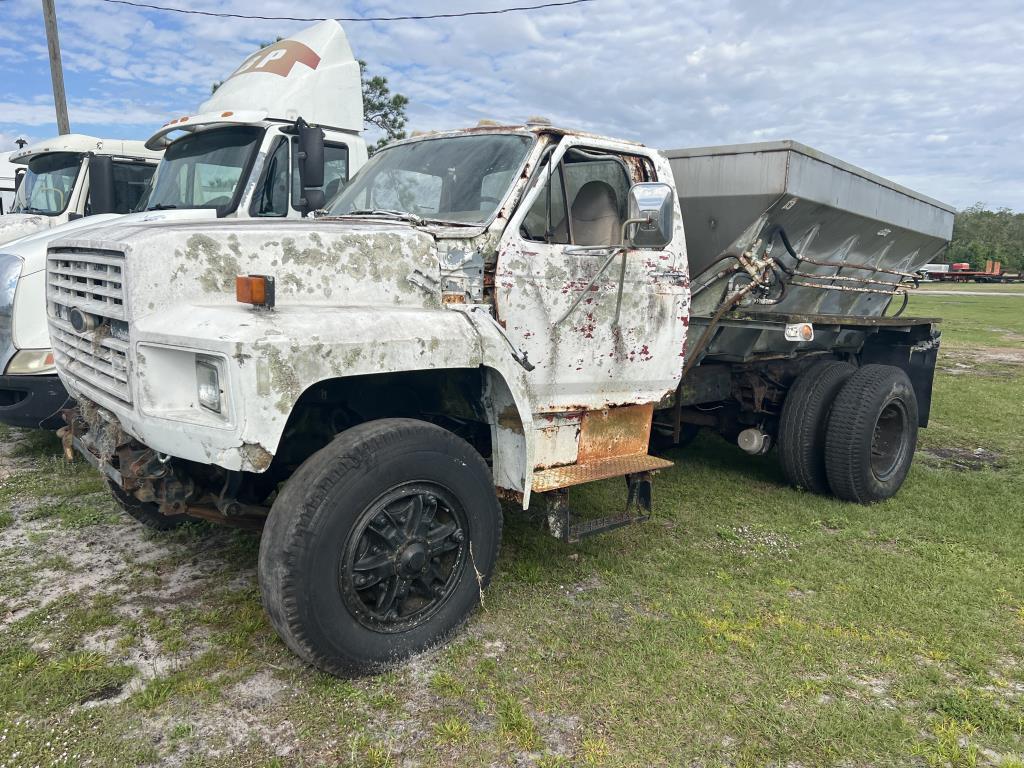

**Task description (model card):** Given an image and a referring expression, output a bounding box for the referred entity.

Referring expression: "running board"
[532,454,673,492]
[544,470,658,543]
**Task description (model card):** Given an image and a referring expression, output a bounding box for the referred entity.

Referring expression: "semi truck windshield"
[139,126,263,214]
[330,134,533,224]
[11,152,82,215]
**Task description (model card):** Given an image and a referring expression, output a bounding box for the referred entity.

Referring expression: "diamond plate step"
[532,454,673,492]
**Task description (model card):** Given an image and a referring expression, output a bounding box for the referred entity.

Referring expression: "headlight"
[5,348,55,375]
[195,358,221,413]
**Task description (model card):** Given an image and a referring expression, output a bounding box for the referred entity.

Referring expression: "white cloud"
[0,0,1022,209]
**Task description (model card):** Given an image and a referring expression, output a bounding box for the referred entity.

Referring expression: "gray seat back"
[570,180,621,246]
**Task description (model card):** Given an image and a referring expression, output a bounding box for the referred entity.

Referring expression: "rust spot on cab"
[240,442,274,472]
[497,404,525,434]
[576,403,654,463]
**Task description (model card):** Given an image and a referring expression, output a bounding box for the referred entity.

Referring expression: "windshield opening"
[137,126,264,214]
[329,133,534,224]
[11,152,83,215]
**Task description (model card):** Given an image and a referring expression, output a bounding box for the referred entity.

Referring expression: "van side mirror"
[14,168,25,194]
[296,119,325,215]
[88,155,116,214]
[625,182,674,249]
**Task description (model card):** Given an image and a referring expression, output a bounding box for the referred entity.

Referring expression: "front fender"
[125,304,538,499]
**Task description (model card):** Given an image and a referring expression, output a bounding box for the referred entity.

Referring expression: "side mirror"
[625,182,674,249]
[88,155,116,214]
[14,168,25,194]
[303,187,326,212]
[296,119,325,215]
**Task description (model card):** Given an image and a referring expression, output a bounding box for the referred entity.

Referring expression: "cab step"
[543,470,660,543]
[532,453,673,492]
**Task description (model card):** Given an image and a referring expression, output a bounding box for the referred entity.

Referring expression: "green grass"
[0,292,1021,765]
[917,280,1024,292]
[907,292,1024,349]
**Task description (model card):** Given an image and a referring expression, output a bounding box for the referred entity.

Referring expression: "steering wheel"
[33,186,65,211]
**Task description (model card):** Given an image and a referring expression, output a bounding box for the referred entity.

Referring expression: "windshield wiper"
[146,204,178,211]
[341,208,423,225]
[18,206,51,215]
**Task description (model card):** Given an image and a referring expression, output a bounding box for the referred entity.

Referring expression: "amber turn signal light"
[236,275,276,308]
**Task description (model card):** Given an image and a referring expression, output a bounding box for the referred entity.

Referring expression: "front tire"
[258,418,502,676]
[825,365,919,503]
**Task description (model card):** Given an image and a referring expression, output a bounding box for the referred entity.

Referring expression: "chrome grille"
[47,248,131,404]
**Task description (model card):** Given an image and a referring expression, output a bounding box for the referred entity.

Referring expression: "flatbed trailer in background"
[925,259,1023,283]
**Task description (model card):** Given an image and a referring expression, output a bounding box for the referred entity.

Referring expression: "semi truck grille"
[47,248,131,404]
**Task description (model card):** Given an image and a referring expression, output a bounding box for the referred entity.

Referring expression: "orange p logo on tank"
[229,40,322,80]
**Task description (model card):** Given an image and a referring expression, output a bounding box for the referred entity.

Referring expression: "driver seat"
[570,180,621,246]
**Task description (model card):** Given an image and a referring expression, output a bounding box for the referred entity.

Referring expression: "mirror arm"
[612,215,652,325]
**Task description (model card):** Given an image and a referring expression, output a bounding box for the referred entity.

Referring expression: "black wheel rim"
[340,482,468,633]
[870,398,909,482]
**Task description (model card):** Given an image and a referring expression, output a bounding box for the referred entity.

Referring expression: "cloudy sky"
[1,0,1022,210]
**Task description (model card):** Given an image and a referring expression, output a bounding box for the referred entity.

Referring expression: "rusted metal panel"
[576,403,653,463]
[532,453,672,493]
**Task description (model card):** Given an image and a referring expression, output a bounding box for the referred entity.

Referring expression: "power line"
[93,0,596,22]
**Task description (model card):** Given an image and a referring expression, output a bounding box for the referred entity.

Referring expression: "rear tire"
[258,418,502,676]
[825,365,918,503]
[777,359,856,494]
[106,480,197,531]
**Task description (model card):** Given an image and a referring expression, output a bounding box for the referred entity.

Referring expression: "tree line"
[947,204,1024,272]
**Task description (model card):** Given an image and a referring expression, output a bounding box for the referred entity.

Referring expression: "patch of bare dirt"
[943,346,1024,368]
[0,427,243,693]
[919,446,1005,471]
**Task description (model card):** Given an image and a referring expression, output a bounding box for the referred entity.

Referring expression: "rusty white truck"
[50,125,953,675]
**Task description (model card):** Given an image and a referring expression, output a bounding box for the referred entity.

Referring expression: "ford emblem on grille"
[69,307,99,333]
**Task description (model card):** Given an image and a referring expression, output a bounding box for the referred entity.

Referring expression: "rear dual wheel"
[778,360,856,494]
[824,364,919,503]
[778,362,918,503]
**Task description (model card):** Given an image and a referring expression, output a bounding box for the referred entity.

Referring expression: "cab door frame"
[494,135,690,418]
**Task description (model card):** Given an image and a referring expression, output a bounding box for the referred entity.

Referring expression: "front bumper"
[0,374,70,429]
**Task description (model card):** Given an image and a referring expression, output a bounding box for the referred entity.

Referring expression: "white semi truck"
[53,125,952,676]
[0,136,161,244]
[0,20,367,428]
[1,151,17,215]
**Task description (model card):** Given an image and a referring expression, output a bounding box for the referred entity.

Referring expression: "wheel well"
[271,368,494,480]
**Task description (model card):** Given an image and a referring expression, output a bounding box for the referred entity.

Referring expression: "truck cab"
[1,19,367,430]
[0,136,160,245]
[139,19,366,220]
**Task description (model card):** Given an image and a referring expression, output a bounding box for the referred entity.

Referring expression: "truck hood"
[1,209,216,277]
[0,214,55,246]
[49,218,443,323]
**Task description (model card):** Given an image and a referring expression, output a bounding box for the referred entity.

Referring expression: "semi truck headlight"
[196,359,222,413]
[5,349,56,375]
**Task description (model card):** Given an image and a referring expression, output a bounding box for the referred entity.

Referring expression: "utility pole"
[41,0,71,135]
